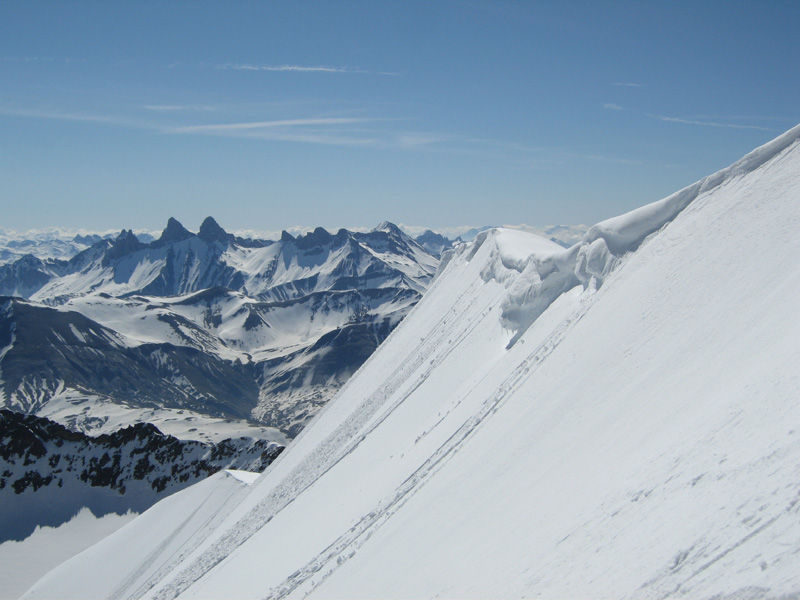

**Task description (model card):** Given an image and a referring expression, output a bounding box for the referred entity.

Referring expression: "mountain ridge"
[23,124,800,599]
[0,220,439,439]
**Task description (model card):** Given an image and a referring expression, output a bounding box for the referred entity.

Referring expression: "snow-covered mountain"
[453,223,587,247]
[0,218,435,302]
[0,219,438,437]
[0,231,100,267]
[412,229,455,257]
[24,124,800,599]
[0,409,283,543]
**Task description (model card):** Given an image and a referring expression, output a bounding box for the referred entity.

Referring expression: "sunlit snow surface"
[37,390,289,445]
[24,125,800,599]
[0,508,136,600]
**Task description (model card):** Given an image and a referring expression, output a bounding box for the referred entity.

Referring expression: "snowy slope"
[0,509,135,600]
[24,125,800,600]
[23,470,260,600]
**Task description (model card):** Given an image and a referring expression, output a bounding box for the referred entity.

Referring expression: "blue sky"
[2,1,798,235]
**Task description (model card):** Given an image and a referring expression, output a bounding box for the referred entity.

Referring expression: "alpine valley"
[0,219,441,547]
[0,218,439,438]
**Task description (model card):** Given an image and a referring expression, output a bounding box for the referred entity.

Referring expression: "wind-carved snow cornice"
[456,124,800,348]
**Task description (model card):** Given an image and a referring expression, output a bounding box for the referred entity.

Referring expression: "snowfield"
[23,124,800,599]
[0,509,136,600]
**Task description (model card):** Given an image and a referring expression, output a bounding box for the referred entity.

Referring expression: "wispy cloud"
[686,114,790,123]
[1,56,54,63]
[167,117,377,134]
[582,154,643,165]
[143,105,214,112]
[165,117,391,147]
[397,133,455,148]
[603,102,778,132]
[211,63,400,76]
[1,56,79,65]
[1,103,425,149]
[217,63,350,73]
[612,82,645,87]
[648,114,777,131]
[0,105,146,129]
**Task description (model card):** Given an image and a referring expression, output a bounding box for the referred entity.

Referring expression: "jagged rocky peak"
[0,408,285,543]
[198,216,233,244]
[334,228,351,244]
[416,229,446,242]
[73,233,105,246]
[153,217,194,247]
[106,229,145,261]
[12,253,45,267]
[296,226,333,249]
[280,230,295,243]
[371,222,415,248]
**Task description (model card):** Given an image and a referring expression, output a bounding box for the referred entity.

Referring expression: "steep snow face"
[26,470,259,600]
[25,125,800,600]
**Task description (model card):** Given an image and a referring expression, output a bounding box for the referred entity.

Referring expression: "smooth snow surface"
[0,508,136,599]
[25,125,800,600]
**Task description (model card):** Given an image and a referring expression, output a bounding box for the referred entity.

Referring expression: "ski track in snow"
[159,125,800,600]
[147,270,515,600]
[124,126,800,599]
[115,477,254,600]
[267,292,597,599]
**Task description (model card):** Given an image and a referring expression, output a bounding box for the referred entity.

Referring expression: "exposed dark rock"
[198,217,234,244]
[104,229,145,263]
[151,217,194,248]
[0,409,284,542]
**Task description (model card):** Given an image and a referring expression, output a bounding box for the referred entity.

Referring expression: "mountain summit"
[26,125,800,599]
[197,216,233,244]
[153,216,194,247]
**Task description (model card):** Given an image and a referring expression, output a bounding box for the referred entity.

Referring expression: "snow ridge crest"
[454,124,800,346]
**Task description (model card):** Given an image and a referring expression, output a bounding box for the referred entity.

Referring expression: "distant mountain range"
[0,217,589,547]
[0,217,438,438]
[0,222,590,267]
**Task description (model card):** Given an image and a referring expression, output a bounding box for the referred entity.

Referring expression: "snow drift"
[24,124,800,599]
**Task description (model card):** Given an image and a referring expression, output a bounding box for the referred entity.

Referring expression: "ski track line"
[266,289,594,599]
[120,480,253,600]
[148,277,498,600]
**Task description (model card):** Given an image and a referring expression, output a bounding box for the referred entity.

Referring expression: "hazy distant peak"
[295,227,333,249]
[154,217,193,247]
[198,216,232,244]
[105,229,144,262]
[373,221,403,235]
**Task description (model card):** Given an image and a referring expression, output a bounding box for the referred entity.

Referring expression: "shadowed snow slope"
[25,125,800,599]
